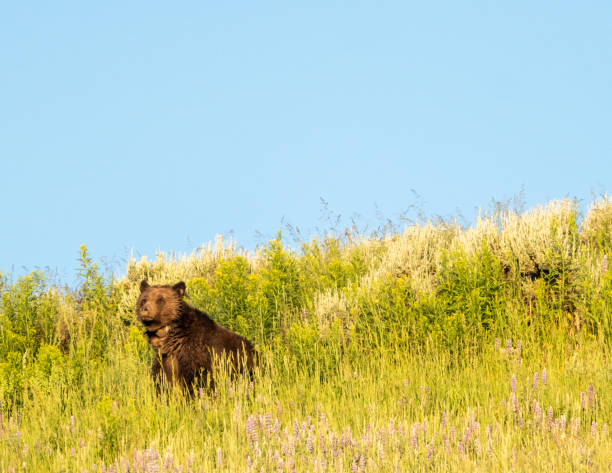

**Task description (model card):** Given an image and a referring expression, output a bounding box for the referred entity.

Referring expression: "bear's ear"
[173,281,186,298]
[140,280,150,293]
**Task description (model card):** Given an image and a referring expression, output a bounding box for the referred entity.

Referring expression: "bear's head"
[137,280,186,332]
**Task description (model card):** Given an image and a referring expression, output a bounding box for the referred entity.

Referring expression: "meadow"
[1,197,611,472]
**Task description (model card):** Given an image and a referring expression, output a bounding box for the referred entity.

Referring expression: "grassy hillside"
[1,197,611,472]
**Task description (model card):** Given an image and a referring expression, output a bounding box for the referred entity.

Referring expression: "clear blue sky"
[1,2,610,284]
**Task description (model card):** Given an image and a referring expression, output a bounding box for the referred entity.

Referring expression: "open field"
[1,197,611,472]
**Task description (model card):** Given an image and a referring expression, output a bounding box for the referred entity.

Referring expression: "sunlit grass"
[1,196,611,471]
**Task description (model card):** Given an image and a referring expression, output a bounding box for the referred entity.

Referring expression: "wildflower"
[474,438,482,457]
[581,392,587,410]
[441,412,447,429]
[533,372,538,389]
[306,432,314,454]
[516,339,522,356]
[359,454,366,472]
[591,421,597,437]
[510,375,516,393]
[458,440,466,456]
[603,254,608,274]
[588,385,595,408]
[427,443,434,459]
[442,433,450,452]
[495,338,500,351]
[506,339,513,355]
[264,412,272,437]
[246,415,258,445]
[547,407,553,430]
[532,402,542,424]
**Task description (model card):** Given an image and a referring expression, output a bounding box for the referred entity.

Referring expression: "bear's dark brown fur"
[136,280,256,392]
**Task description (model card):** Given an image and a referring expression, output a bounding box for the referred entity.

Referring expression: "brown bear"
[136,279,256,392]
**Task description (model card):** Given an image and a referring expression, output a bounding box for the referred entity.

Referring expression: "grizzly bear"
[136,280,256,392]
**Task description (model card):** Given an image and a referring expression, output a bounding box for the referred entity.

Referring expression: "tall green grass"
[1,196,611,472]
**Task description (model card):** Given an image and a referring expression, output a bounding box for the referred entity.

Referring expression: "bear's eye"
[140,298,147,305]
[156,296,164,305]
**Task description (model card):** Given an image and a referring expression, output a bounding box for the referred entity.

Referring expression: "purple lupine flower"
[411,425,418,451]
[532,402,542,423]
[533,372,539,389]
[450,426,456,441]
[506,339,513,355]
[541,369,547,386]
[511,375,516,393]
[427,443,434,459]
[458,440,466,456]
[588,385,595,408]
[351,456,358,473]
[246,415,258,445]
[264,413,272,436]
[359,454,367,472]
[603,254,608,274]
[306,432,314,454]
[246,454,253,470]
[474,438,482,457]
[581,392,587,409]
[516,339,522,356]
[441,412,447,429]
[547,407,553,430]
[591,421,597,437]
